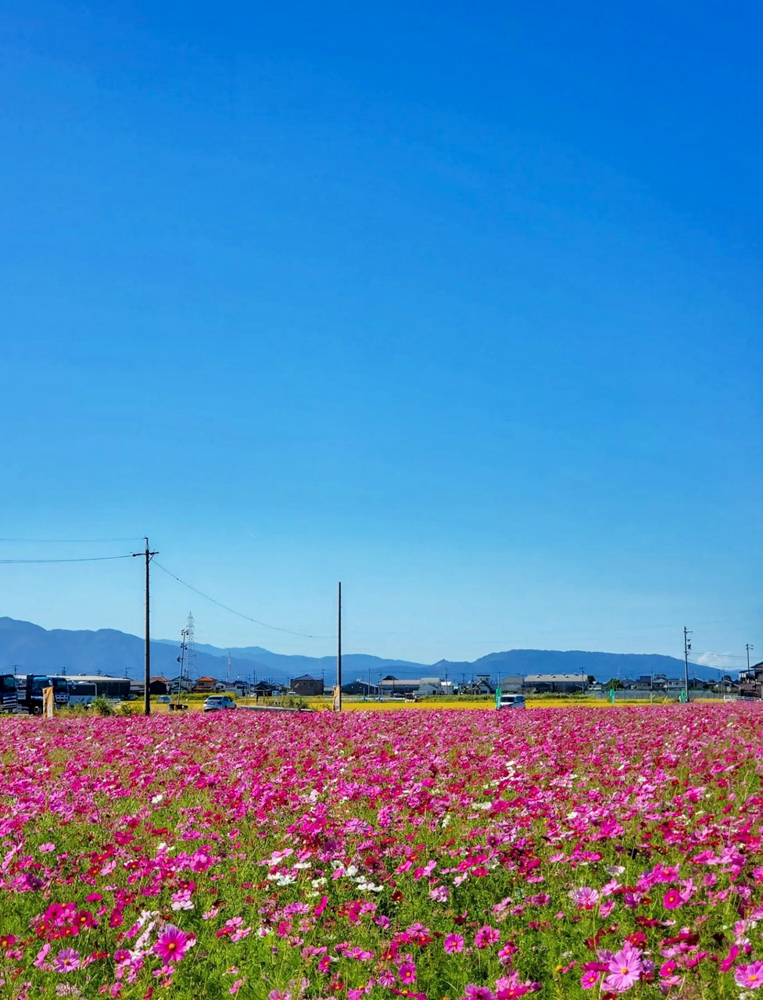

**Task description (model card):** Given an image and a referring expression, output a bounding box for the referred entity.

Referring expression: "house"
[496,675,523,694]
[523,673,589,694]
[416,678,455,696]
[379,676,423,696]
[462,673,496,696]
[168,675,194,694]
[342,680,380,696]
[290,674,324,697]
[252,680,280,698]
[740,662,763,699]
[149,676,169,696]
[194,676,217,694]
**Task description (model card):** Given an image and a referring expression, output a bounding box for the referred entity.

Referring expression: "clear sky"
[1,0,761,669]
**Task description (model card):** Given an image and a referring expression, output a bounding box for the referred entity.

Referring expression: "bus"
[16,675,70,714]
[0,674,18,713]
[66,681,98,707]
[49,675,131,703]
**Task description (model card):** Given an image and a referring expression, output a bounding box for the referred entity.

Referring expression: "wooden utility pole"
[336,581,342,711]
[133,538,158,716]
[683,626,692,704]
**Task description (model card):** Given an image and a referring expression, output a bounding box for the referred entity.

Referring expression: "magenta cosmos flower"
[663,889,683,910]
[463,987,495,1000]
[398,962,417,984]
[735,962,763,990]
[154,925,189,963]
[444,933,465,954]
[474,925,500,948]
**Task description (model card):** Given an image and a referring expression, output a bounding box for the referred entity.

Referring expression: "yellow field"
[137,694,688,714]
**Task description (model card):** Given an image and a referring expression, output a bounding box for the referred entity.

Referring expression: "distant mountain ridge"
[0,616,725,684]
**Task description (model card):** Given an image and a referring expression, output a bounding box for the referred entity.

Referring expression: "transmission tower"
[185,612,196,682]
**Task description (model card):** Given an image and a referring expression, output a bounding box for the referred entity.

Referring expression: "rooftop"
[524,673,589,683]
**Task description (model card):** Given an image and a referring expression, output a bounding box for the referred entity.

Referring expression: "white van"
[497,694,526,710]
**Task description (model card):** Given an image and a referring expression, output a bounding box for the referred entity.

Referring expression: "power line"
[153,561,335,639]
[0,554,134,564]
[0,537,142,544]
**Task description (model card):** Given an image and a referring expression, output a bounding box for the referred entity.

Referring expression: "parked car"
[203,695,237,712]
[497,694,526,710]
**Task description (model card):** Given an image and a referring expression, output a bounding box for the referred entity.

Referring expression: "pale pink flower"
[570,887,600,909]
[603,944,643,992]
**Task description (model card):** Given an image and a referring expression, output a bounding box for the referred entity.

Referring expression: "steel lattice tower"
[185,612,196,683]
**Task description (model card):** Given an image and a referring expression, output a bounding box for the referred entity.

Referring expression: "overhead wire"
[0,554,135,564]
[152,561,336,640]
[0,537,143,544]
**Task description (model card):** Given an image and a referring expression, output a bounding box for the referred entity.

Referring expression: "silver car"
[203,695,237,712]
[497,694,526,710]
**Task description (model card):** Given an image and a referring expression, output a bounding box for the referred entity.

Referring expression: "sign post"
[42,686,55,719]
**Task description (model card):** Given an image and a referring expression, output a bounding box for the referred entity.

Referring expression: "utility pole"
[683,626,692,704]
[747,644,754,672]
[133,537,158,716]
[336,582,342,711]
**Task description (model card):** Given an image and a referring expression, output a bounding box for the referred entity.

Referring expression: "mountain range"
[0,616,730,684]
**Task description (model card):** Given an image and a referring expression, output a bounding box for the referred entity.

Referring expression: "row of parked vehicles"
[0,674,133,714]
[0,673,71,714]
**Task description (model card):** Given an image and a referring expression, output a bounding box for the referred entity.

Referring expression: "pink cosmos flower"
[34,943,52,969]
[154,926,189,964]
[718,947,739,974]
[444,933,465,954]
[474,925,500,949]
[570,887,600,909]
[229,981,246,996]
[398,962,417,984]
[463,987,495,1000]
[39,843,56,853]
[603,944,643,992]
[53,949,81,973]
[735,962,763,990]
[580,970,600,989]
[495,973,529,999]
[663,889,682,910]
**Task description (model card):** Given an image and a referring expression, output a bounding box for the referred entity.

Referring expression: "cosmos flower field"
[2,706,763,999]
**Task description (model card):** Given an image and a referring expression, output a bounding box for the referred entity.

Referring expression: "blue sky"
[1,1,760,668]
